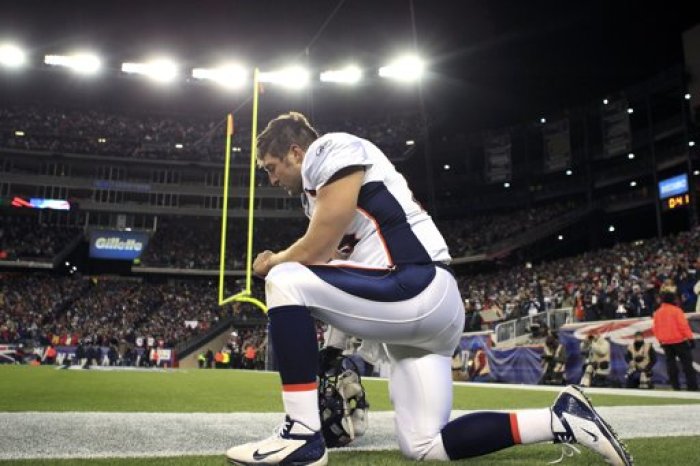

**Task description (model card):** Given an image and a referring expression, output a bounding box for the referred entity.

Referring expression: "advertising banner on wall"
[89,230,149,260]
[542,118,572,172]
[601,99,632,157]
[484,130,512,182]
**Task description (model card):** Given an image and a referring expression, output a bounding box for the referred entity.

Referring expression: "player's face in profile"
[261,149,303,196]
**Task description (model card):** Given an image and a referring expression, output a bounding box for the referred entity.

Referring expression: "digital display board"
[658,174,689,200]
[89,230,150,260]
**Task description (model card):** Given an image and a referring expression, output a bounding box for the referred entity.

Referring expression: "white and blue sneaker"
[226,416,328,466]
[550,385,633,465]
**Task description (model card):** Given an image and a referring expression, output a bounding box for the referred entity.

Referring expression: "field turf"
[1,365,696,412]
[1,437,699,466]
[1,366,698,465]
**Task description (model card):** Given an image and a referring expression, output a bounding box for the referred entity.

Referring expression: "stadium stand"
[0,104,419,162]
[0,214,82,261]
[0,273,265,355]
[460,225,700,329]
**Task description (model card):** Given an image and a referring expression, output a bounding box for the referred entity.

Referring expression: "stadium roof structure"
[1,0,699,129]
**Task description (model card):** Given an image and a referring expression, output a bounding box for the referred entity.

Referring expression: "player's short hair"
[257,111,319,164]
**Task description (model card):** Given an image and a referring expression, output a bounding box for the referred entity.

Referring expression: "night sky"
[1,0,699,130]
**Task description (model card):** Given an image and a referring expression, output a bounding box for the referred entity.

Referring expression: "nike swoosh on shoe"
[581,427,599,442]
[252,446,287,460]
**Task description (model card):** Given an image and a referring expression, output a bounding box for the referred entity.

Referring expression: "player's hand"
[253,250,276,277]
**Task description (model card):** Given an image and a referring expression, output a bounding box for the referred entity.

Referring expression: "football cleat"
[550,385,633,466]
[226,415,328,466]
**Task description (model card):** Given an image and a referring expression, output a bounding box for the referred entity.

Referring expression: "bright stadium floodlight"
[379,55,424,82]
[44,53,101,74]
[122,58,178,83]
[0,43,26,68]
[320,65,362,84]
[192,63,247,90]
[259,66,310,90]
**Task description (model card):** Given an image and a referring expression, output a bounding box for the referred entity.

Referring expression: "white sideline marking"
[445,381,700,400]
[1,405,700,459]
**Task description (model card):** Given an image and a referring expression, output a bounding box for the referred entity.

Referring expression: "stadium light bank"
[320,65,363,85]
[258,66,310,90]
[192,63,248,90]
[44,53,101,75]
[378,55,425,82]
[0,43,26,68]
[122,58,178,83]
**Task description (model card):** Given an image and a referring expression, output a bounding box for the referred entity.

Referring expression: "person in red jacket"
[652,282,697,391]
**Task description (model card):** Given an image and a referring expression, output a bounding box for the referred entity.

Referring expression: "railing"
[494,307,573,346]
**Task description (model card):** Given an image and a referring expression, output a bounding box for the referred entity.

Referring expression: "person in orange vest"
[243,344,257,370]
[214,351,224,369]
[44,345,57,365]
[652,282,697,391]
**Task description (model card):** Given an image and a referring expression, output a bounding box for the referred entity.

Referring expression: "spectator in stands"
[580,333,611,387]
[464,301,482,332]
[652,282,697,391]
[540,334,566,386]
[614,292,629,319]
[466,341,494,383]
[451,346,467,382]
[626,284,651,318]
[625,331,656,389]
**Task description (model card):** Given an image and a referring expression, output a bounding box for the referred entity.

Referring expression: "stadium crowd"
[140,217,307,269]
[0,215,82,261]
[0,274,266,356]
[0,104,419,163]
[437,201,578,256]
[461,225,700,330]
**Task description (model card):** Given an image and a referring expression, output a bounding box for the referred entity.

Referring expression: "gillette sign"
[89,230,150,260]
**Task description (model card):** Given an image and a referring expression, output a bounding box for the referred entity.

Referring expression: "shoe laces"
[271,418,293,438]
[548,442,581,464]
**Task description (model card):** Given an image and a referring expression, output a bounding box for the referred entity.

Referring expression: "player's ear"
[290,144,305,163]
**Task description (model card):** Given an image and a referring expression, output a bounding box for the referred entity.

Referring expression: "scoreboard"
[658,174,690,212]
[662,193,691,211]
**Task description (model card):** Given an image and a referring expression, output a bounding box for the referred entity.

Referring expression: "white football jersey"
[301,132,450,267]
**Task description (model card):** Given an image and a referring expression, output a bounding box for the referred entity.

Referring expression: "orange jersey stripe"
[356,207,395,267]
[509,412,522,444]
[283,382,318,392]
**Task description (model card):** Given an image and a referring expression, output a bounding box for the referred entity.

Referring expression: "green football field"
[1,366,698,465]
